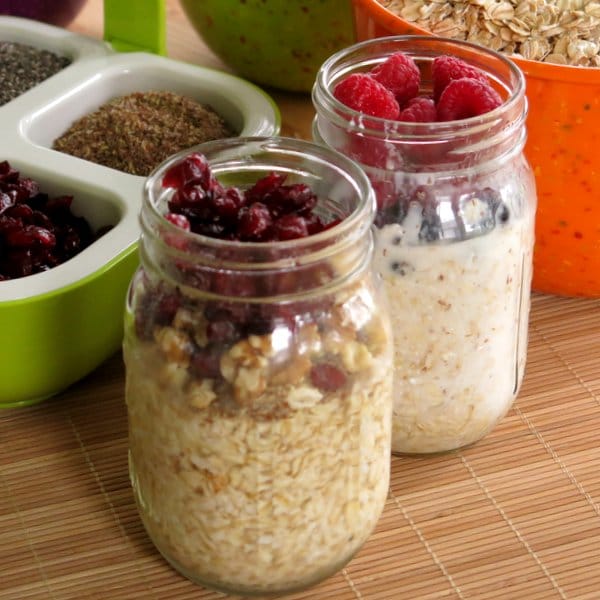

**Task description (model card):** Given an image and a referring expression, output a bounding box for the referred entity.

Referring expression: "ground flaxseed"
[0,41,71,106]
[52,91,234,176]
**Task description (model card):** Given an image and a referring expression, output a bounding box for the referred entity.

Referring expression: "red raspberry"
[398,96,436,122]
[333,73,400,119]
[370,51,420,105]
[431,55,489,102]
[436,77,503,121]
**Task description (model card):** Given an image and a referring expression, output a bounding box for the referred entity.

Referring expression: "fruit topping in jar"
[333,52,502,122]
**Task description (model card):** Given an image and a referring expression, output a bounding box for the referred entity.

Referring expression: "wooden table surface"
[2,2,600,600]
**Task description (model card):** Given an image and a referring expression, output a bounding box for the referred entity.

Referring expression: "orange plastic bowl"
[353,0,600,297]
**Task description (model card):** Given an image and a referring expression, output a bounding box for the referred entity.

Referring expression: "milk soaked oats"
[373,185,534,453]
[313,37,537,453]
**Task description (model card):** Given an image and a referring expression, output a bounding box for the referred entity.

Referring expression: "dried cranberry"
[165,212,191,231]
[169,185,210,214]
[189,346,221,379]
[310,363,347,391]
[269,183,317,217]
[5,225,55,248]
[155,292,182,326]
[0,161,19,183]
[162,152,212,190]
[245,172,286,204]
[206,318,241,344]
[304,213,326,235]
[272,214,309,240]
[237,202,273,241]
[210,187,246,222]
[44,195,73,213]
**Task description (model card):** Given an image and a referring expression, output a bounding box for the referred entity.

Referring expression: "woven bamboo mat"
[0,293,599,600]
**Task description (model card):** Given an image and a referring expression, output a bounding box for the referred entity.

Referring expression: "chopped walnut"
[155,326,192,366]
[188,379,217,410]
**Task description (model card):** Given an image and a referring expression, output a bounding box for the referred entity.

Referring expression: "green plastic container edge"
[0,243,139,409]
[103,0,167,55]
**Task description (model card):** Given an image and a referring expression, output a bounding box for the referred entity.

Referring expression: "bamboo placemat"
[2,2,600,598]
[0,293,599,600]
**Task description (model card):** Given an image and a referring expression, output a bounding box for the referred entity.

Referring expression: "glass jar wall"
[313,37,537,454]
[123,137,393,595]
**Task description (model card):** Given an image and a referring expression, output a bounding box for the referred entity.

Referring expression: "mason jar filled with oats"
[313,36,537,454]
[123,137,393,596]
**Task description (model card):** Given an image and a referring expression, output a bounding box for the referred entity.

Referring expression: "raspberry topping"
[436,77,503,121]
[398,96,437,123]
[333,73,400,119]
[431,55,490,102]
[370,51,420,106]
[332,52,502,124]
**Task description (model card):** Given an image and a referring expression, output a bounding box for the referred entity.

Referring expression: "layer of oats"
[124,278,392,593]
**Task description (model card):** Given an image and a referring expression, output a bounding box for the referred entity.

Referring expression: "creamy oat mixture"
[379,0,600,66]
[373,200,534,454]
[124,277,392,594]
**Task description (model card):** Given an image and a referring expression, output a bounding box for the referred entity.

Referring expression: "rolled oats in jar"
[123,137,393,595]
[313,37,536,454]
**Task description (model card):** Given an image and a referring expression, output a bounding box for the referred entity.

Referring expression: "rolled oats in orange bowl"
[123,137,393,596]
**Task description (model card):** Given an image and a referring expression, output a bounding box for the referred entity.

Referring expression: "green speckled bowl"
[180,0,356,92]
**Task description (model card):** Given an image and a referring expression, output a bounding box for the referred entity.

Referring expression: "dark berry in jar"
[161,153,339,243]
[310,363,347,392]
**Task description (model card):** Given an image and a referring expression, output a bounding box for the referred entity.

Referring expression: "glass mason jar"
[313,36,536,454]
[123,137,393,595]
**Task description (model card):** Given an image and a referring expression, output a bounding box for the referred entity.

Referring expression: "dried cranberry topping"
[161,153,338,244]
[238,202,273,241]
[0,161,105,281]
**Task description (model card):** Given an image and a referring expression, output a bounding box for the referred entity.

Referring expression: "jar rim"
[313,35,527,139]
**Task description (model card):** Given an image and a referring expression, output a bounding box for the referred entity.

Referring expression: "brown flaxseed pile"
[52,91,234,176]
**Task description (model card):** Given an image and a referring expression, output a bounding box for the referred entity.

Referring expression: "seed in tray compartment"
[0,160,107,281]
[0,41,71,106]
[52,91,234,177]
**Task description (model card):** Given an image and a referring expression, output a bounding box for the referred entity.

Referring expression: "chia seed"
[0,41,71,106]
[52,91,235,176]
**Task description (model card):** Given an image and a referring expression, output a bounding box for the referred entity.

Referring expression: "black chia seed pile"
[0,41,71,106]
[52,91,235,176]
